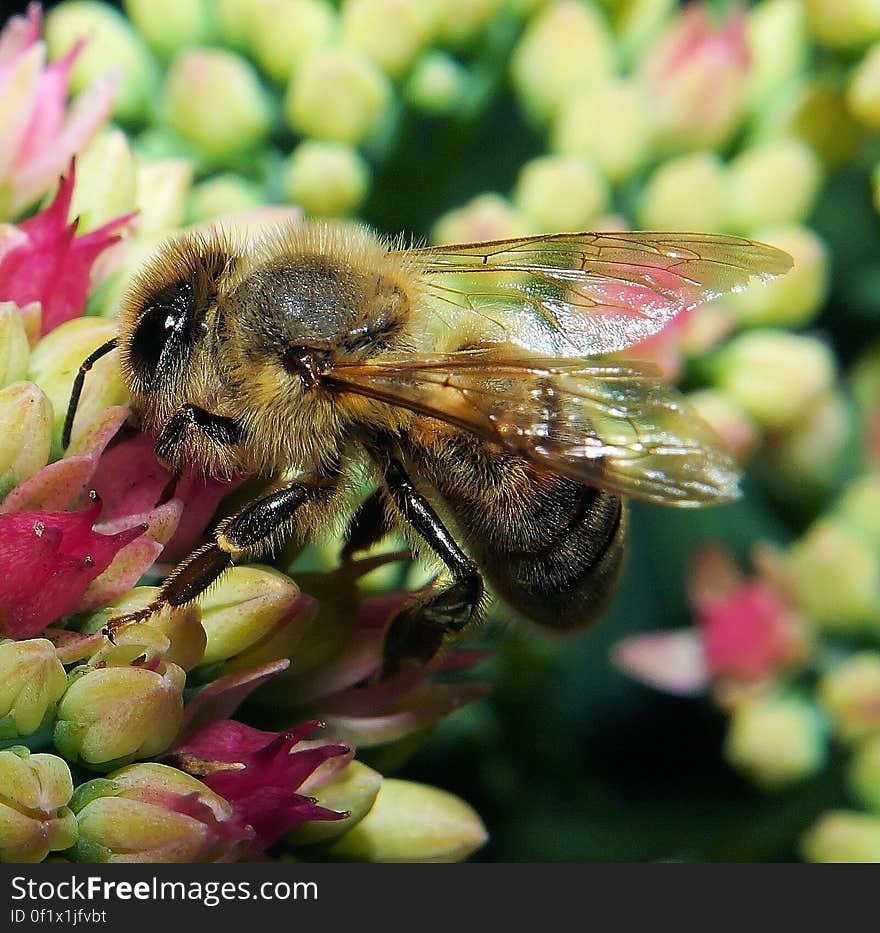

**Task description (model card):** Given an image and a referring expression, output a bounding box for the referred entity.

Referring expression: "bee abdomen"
[406,432,626,631]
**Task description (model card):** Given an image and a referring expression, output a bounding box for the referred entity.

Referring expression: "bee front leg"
[103,478,336,638]
[381,459,483,676]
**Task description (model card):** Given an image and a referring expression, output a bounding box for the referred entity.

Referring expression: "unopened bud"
[45,1,160,124]
[724,694,826,789]
[326,778,488,862]
[187,174,265,223]
[285,46,393,144]
[135,160,194,235]
[282,140,370,218]
[513,154,610,232]
[431,193,531,245]
[802,810,880,862]
[0,639,67,739]
[713,331,835,430]
[123,0,213,58]
[0,382,53,497]
[342,0,436,78]
[849,735,880,811]
[637,152,730,232]
[68,130,138,233]
[0,303,30,389]
[805,0,880,49]
[54,661,186,770]
[746,0,809,105]
[551,79,652,184]
[250,0,337,84]
[510,0,615,124]
[162,48,272,163]
[0,749,76,863]
[818,653,880,742]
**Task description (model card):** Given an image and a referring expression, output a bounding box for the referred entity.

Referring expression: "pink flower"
[2,406,240,617]
[0,4,117,219]
[171,719,350,852]
[612,546,807,696]
[0,161,133,334]
[641,4,750,151]
[0,491,145,638]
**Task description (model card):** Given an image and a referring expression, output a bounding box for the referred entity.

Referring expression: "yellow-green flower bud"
[730,224,828,329]
[71,762,242,862]
[850,736,880,811]
[434,0,501,47]
[606,0,676,62]
[250,0,337,84]
[68,130,138,233]
[848,42,880,131]
[135,159,194,235]
[805,0,880,49]
[513,154,610,232]
[637,152,730,232]
[510,0,616,124]
[283,140,370,217]
[818,653,880,742]
[746,0,808,105]
[551,79,652,184]
[406,51,470,115]
[45,1,160,124]
[285,46,393,144]
[787,520,880,633]
[28,318,127,450]
[342,0,436,78]
[724,695,826,789]
[687,389,760,463]
[162,48,272,162]
[0,303,30,389]
[763,390,853,492]
[713,331,835,430]
[326,778,488,862]
[198,565,310,672]
[0,639,67,739]
[431,192,531,245]
[0,749,76,863]
[287,760,382,846]
[0,382,53,497]
[123,0,213,58]
[187,174,265,223]
[802,811,880,862]
[836,473,880,552]
[728,140,823,234]
[54,661,186,771]
[215,0,263,51]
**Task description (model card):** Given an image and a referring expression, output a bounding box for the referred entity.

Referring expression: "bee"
[64,223,791,673]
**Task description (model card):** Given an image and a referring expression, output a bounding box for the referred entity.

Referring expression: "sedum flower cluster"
[0,0,879,863]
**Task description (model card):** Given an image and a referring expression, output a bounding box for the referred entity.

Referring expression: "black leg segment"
[381,459,483,674]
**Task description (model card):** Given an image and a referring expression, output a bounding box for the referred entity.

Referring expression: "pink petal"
[0,4,41,65]
[0,43,44,193]
[180,659,291,738]
[612,630,710,696]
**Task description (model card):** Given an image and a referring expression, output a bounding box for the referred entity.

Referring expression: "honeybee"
[64,223,791,673]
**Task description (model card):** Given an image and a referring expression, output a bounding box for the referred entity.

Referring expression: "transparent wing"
[329,351,739,506]
[404,231,792,356]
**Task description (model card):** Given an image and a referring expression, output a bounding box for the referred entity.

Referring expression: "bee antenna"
[62,337,119,451]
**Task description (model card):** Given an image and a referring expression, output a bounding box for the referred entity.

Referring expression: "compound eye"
[129,280,194,385]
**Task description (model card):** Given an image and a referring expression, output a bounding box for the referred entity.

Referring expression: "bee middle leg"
[380,459,483,675]
[103,477,338,636]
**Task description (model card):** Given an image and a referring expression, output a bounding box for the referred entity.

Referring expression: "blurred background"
[11,0,880,860]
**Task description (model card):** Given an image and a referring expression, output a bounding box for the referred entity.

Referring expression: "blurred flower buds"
[513,154,610,232]
[818,653,880,742]
[250,0,337,84]
[802,810,880,862]
[283,140,371,218]
[0,748,76,863]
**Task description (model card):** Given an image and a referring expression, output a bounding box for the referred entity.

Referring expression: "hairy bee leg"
[62,338,119,450]
[341,487,388,560]
[103,479,335,637]
[381,459,483,675]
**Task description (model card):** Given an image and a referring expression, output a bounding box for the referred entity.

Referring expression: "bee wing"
[404,232,792,356]
[329,352,739,506]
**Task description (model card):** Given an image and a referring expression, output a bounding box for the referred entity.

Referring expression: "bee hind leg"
[381,459,483,676]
